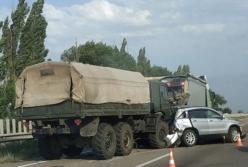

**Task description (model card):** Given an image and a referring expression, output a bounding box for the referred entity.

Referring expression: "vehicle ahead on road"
[15,62,211,160]
[173,107,244,146]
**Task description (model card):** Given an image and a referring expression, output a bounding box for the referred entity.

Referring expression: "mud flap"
[80,117,99,137]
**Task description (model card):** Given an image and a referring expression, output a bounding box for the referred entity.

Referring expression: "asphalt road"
[1,118,248,167]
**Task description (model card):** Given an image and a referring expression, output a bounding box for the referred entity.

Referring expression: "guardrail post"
[28,121,32,133]
[23,120,27,133]
[12,119,16,134]
[6,119,10,134]
[0,119,3,134]
[18,121,22,133]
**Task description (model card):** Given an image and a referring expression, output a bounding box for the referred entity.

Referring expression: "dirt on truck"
[15,61,211,160]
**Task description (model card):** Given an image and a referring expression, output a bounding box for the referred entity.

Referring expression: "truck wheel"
[182,129,198,147]
[38,136,62,160]
[227,126,239,143]
[114,122,133,156]
[149,121,168,148]
[92,123,116,159]
[63,146,82,157]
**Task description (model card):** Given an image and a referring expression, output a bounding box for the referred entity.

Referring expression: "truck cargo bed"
[16,100,150,120]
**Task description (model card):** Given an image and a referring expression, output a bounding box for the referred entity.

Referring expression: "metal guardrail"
[0,119,33,142]
[224,113,248,118]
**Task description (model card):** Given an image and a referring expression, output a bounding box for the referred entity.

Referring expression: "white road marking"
[107,157,121,162]
[17,161,46,167]
[135,153,169,167]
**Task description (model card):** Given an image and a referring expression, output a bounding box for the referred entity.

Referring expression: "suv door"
[206,109,226,134]
[188,109,209,135]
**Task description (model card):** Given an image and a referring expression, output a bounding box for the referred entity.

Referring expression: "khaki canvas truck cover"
[15,62,150,108]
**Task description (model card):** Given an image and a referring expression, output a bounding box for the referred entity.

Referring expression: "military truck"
[15,62,211,160]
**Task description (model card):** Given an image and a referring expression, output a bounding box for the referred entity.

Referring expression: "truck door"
[160,84,168,109]
[188,109,209,135]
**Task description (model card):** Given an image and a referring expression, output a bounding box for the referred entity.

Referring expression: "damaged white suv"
[173,107,245,146]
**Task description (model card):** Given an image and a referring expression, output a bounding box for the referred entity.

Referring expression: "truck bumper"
[33,127,74,136]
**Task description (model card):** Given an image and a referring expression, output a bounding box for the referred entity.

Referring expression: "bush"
[0,140,39,163]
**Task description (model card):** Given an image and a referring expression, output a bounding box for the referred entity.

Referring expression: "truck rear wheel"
[92,123,116,159]
[63,146,82,157]
[114,122,133,156]
[38,136,62,160]
[149,121,168,148]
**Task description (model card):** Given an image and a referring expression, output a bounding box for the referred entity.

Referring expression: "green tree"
[120,38,127,53]
[61,46,77,62]
[237,110,244,113]
[61,40,137,71]
[209,89,227,110]
[17,0,48,75]
[0,80,15,118]
[137,47,151,76]
[222,107,232,114]
[0,0,47,118]
[174,64,190,75]
[0,17,11,80]
[149,65,172,77]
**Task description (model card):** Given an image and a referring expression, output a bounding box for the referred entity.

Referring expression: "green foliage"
[0,80,15,118]
[0,17,11,80]
[61,40,137,71]
[209,89,227,111]
[17,0,48,75]
[0,0,47,118]
[0,140,39,163]
[0,21,3,29]
[149,65,172,76]
[237,110,244,113]
[222,107,232,114]
[120,38,127,53]
[174,65,190,75]
[137,47,151,76]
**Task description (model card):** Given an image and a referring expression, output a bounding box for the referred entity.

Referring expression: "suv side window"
[206,109,221,119]
[188,109,207,118]
[178,111,187,119]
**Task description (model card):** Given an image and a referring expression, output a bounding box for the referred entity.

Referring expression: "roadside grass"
[0,140,40,163]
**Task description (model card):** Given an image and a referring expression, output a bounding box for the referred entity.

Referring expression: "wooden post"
[29,121,32,133]
[0,119,3,134]
[6,119,10,134]
[23,120,27,133]
[18,121,22,133]
[12,119,16,134]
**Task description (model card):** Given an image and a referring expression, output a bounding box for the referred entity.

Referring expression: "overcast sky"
[0,0,247,111]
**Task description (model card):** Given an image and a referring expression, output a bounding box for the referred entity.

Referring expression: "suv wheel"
[182,129,198,147]
[227,127,239,143]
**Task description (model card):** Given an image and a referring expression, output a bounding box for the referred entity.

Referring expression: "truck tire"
[38,136,62,160]
[114,122,133,156]
[149,121,168,148]
[92,123,117,159]
[182,129,198,147]
[227,126,239,143]
[63,146,82,157]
